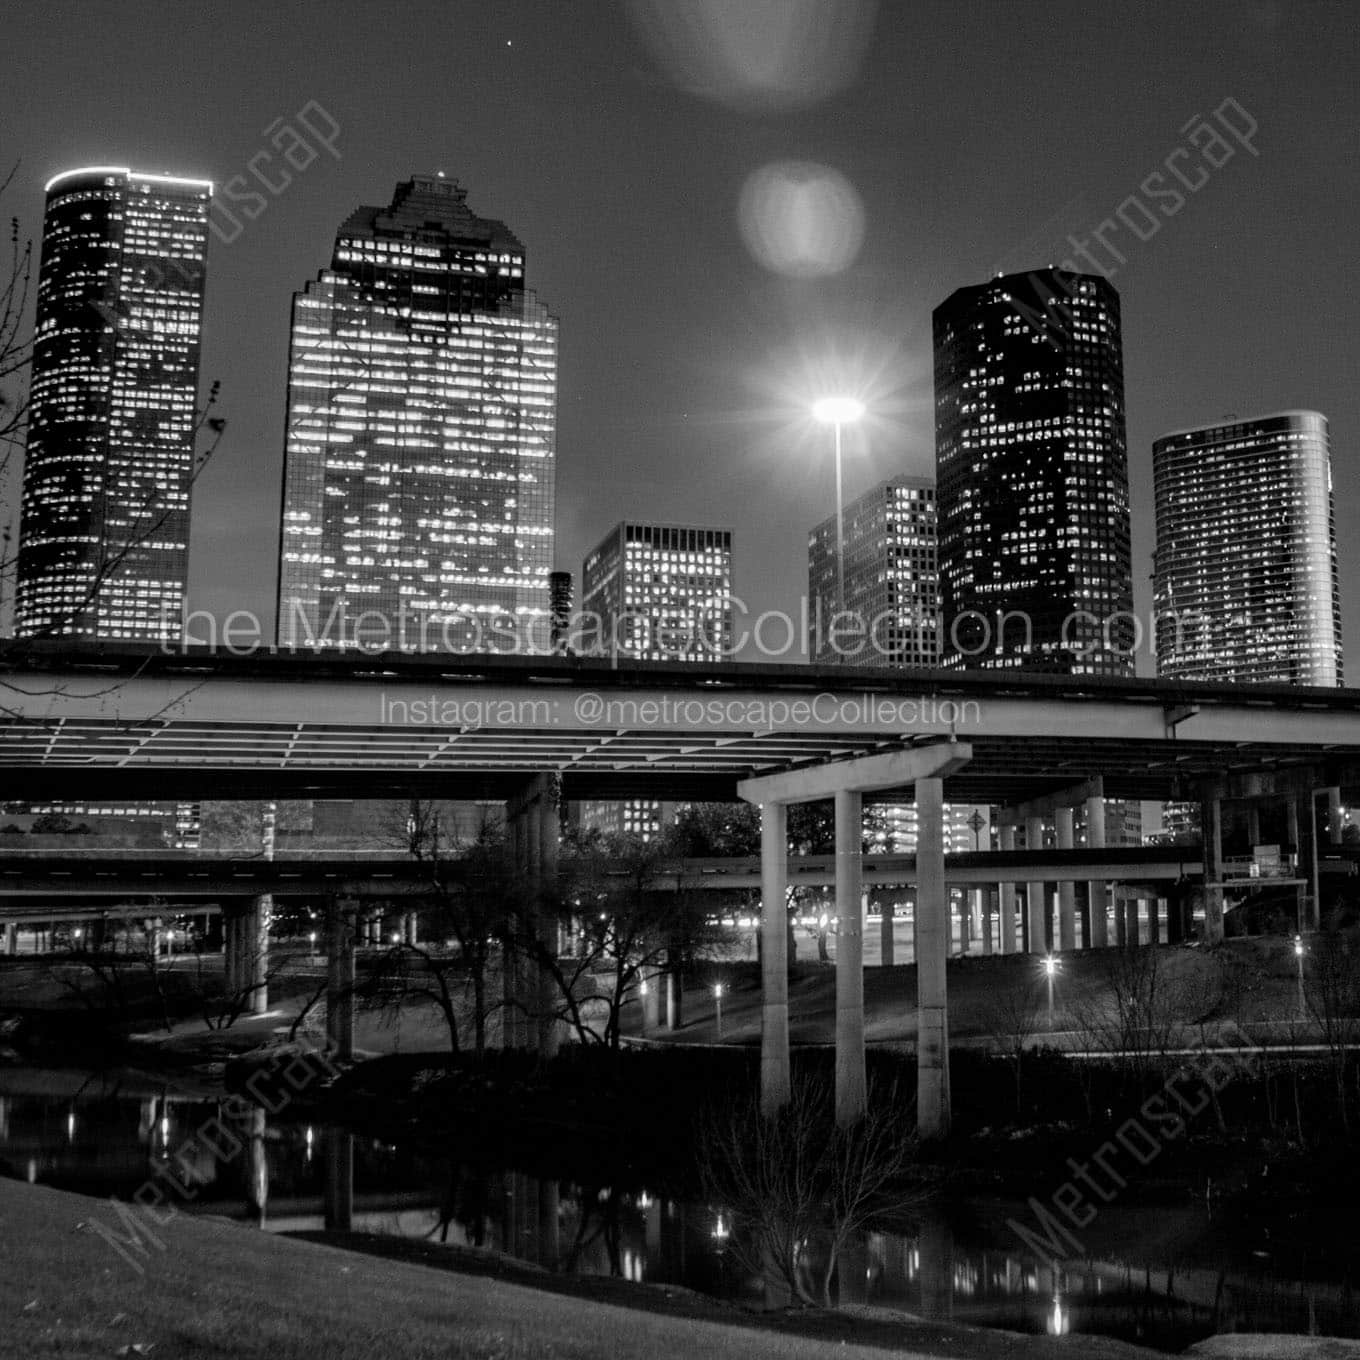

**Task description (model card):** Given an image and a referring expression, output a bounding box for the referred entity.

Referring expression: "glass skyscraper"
[578,521,733,842]
[580,522,733,663]
[16,166,212,641]
[808,475,937,667]
[1153,411,1342,685]
[933,267,1134,676]
[276,175,557,653]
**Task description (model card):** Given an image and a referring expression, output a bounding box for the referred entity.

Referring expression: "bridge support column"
[879,894,894,967]
[1200,793,1225,944]
[1124,894,1141,948]
[323,1127,354,1232]
[1245,803,1261,847]
[1024,816,1046,956]
[245,895,270,1015]
[536,782,562,1057]
[1055,808,1076,951]
[1296,789,1319,931]
[759,801,790,1117]
[3,922,16,955]
[404,912,418,946]
[916,776,950,1141]
[834,789,866,1127]
[641,969,662,1030]
[957,888,971,955]
[1085,793,1108,949]
[978,887,992,955]
[997,824,1017,955]
[327,896,357,1060]
[739,741,970,1136]
[1327,787,1344,845]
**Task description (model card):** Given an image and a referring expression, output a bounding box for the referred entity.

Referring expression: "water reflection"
[2,1069,1357,1350]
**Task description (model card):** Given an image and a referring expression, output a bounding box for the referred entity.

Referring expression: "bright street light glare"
[812,395,864,425]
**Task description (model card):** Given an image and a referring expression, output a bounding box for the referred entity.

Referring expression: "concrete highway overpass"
[6,644,1360,1137]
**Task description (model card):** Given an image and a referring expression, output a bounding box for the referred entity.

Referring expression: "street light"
[1043,955,1059,1029]
[713,982,724,1040]
[812,396,865,629]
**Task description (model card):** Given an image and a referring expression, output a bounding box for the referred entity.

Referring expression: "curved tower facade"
[934,268,1133,676]
[16,167,211,641]
[1153,410,1342,686]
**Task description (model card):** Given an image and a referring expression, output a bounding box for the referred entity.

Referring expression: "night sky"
[2,0,1357,672]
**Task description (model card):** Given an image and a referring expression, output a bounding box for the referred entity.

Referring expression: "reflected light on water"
[1048,1294,1070,1336]
[738,161,865,278]
[625,0,877,112]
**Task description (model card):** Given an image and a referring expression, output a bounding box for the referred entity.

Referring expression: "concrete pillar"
[1115,891,1127,947]
[1055,807,1076,952]
[2,923,14,956]
[1296,790,1319,931]
[1246,804,1261,847]
[998,824,1017,955]
[755,801,791,1100]
[957,888,971,955]
[248,895,270,1016]
[880,895,894,967]
[1327,787,1344,845]
[641,969,662,1030]
[834,788,865,1127]
[978,887,992,956]
[223,908,241,996]
[504,810,526,1048]
[327,897,356,1060]
[535,785,561,1057]
[1124,895,1140,948]
[1201,795,1224,944]
[1085,794,1108,949]
[916,776,950,1140]
[665,968,683,1031]
[404,912,418,946]
[323,1127,354,1232]
[1025,815,1046,956]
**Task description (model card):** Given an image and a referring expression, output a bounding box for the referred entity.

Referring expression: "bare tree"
[981,975,1044,1118]
[698,1074,923,1308]
[1303,921,1360,1133]
[532,826,731,1052]
[1070,944,1189,1095]
[361,800,517,1056]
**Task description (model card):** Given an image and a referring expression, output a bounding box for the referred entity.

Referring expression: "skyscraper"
[578,522,733,842]
[581,522,732,662]
[276,175,557,653]
[808,475,937,667]
[16,166,212,641]
[933,268,1133,675]
[1153,411,1342,686]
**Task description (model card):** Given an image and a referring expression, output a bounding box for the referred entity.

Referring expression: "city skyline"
[1,2,1356,674]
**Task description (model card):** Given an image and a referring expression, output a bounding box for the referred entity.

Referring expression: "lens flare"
[738,161,865,278]
[625,0,877,112]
